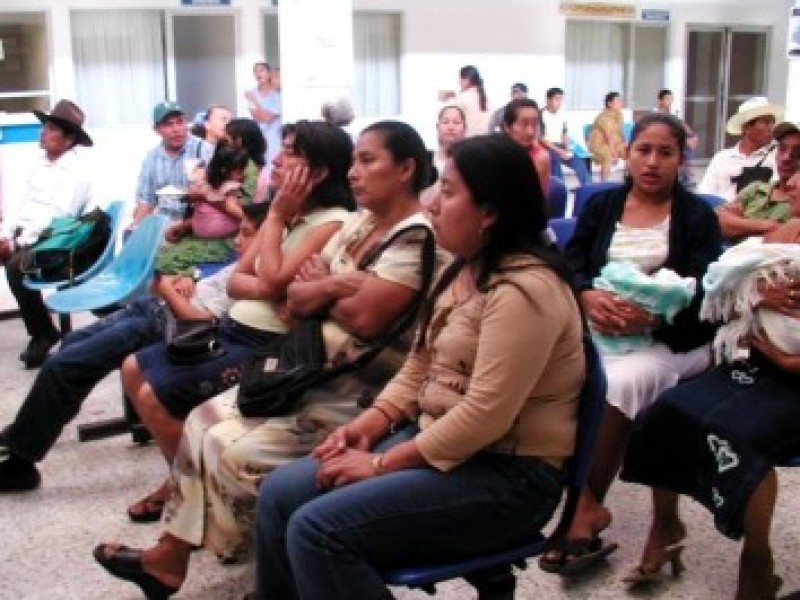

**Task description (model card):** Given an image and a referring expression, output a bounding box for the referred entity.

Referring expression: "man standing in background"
[540,87,592,187]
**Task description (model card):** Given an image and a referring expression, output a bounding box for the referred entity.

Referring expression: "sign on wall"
[559,2,636,19]
[180,0,231,5]
[789,7,800,59]
[641,9,670,22]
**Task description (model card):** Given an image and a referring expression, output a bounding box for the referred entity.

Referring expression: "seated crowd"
[0,82,798,600]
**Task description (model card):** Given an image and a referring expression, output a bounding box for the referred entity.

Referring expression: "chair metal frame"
[382,338,608,599]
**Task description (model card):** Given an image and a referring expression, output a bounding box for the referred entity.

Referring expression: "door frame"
[685,24,771,159]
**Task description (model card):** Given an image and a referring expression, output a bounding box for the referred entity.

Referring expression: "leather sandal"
[93,544,179,599]
[539,536,618,576]
[127,494,166,523]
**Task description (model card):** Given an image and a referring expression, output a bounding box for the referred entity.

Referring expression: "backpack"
[21,207,112,282]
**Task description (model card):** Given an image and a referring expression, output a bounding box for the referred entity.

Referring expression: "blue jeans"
[3,297,167,461]
[255,425,564,600]
[548,148,592,186]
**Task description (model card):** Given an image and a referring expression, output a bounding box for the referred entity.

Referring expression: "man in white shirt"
[698,96,783,202]
[0,99,95,368]
[540,87,592,187]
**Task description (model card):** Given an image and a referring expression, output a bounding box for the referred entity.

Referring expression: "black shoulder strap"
[755,142,776,167]
[345,222,437,368]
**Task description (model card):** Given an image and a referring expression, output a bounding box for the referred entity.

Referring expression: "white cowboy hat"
[725,96,784,136]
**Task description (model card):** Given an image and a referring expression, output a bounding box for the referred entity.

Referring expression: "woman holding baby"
[539,113,723,576]
[620,162,800,599]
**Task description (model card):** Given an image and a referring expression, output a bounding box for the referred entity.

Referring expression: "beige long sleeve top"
[374,255,585,472]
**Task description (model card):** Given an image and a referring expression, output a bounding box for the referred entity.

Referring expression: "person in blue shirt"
[129,101,213,230]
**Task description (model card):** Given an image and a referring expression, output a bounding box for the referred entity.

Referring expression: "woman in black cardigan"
[539,113,722,574]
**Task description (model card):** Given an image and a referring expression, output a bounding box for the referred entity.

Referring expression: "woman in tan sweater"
[254,133,585,599]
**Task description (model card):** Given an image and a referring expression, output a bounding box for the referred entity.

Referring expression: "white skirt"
[602,342,711,420]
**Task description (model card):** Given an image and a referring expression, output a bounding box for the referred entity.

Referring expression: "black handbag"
[236,223,436,419]
[731,143,774,193]
[165,314,225,365]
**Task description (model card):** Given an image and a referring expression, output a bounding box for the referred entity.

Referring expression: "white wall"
[0,0,792,209]
[353,0,790,146]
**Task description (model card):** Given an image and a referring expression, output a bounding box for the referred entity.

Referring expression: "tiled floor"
[0,306,798,600]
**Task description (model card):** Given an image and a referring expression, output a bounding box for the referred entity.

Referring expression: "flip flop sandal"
[539,537,618,576]
[93,543,179,599]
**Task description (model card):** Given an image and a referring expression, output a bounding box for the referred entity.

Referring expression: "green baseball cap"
[152,101,184,126]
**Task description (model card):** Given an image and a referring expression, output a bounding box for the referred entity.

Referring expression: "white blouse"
[607,217,670,274]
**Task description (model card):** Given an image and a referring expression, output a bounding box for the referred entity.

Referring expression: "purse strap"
[754,142,776,168]
[337,222,437,369]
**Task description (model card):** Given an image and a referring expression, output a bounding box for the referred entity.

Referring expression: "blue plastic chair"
[547,176,568,218]
[572,181,623,218]
[582,123,593,146]
[24,201,126,334]
[623,122,634,144]
[696,193,725,209]
[549,217,577,251]
[45,214,168,315]
[383,337,608,599]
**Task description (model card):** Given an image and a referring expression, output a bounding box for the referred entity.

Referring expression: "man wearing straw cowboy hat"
[699,96,783,201]
[0,99,95,369]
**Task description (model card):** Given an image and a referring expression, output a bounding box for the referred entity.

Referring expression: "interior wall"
[0,0,792,208]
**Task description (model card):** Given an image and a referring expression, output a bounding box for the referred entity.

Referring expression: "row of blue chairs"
[23,209,170,443]
[23,205,169,328]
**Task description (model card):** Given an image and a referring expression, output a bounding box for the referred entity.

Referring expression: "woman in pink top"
[156,141,250,275]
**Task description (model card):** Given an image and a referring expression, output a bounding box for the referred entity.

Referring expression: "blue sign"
[181,0,231,5]
[641,8,670,22]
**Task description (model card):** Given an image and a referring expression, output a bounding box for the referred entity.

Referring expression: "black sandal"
[539,536,618,576]
[93,543,179,600]
[127,494,166,523]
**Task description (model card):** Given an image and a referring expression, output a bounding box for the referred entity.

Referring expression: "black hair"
[604,92,621,108]
[416,134,573,346]
[546,87,564,100]
[502,98,540,127]
[657,89,673,100]
[225,118,267,169]
[206,140,251,190]
[190,122,207,139]
[511,82,528,94]
[629,112,688,156]
[283,119,357,211]
[459,65,488,112]
[241,200,270,227]
[437,104,466,123]
[361,120,433,192]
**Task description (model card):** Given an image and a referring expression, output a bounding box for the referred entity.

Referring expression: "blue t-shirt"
[251,89,282,166]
